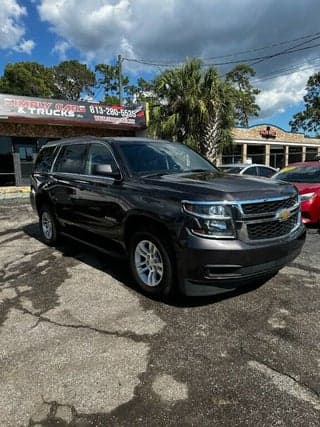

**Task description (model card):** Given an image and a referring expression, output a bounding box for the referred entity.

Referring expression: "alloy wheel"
[134,239,164,287]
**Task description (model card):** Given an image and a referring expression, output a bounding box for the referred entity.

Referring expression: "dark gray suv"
[30,136,306,297]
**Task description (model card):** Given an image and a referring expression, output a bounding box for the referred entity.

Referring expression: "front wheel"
[129,231,175,297]
[39,205,59,245]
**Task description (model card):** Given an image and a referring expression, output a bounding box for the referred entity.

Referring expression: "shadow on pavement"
[23,222,270,309]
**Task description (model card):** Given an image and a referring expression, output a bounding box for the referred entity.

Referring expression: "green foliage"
[95,63,129,104]
[0,62,55,97]
[226,64,260,127]
[127,77,155,103]
[290,71,320,133]
[103,95,121,105]
[96,64,156,104]
[52,60,96,100]
[149,59,235,162]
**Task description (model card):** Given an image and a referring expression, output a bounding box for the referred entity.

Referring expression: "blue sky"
[1,0,320,132]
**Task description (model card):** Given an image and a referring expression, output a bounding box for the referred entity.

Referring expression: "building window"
[0,136,14,185]
[247,145,265,164]
[222,144,241,164]
[306,147,318,161]
[289,146,302,164]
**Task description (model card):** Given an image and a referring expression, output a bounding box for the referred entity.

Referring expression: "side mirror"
[93,164,122,180]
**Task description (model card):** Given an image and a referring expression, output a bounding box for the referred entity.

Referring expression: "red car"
[274,161,320,225]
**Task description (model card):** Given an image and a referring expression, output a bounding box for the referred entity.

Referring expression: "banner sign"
[0,94,146,128]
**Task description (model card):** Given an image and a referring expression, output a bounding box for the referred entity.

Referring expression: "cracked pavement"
[0,199,319,426]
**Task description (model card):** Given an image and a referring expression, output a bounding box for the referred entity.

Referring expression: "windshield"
[275,165,320,183]
[117,141,218,176]
[220,166,245,174]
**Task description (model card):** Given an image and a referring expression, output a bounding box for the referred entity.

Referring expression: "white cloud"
[52,40,71,60]
[13,39,35,54]
[36,0,320,118]
[256,67,315,118]
[36,0,320,63]
[0,0,30,50]
[38,0,133,61]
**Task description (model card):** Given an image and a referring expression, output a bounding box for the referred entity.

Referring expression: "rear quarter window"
[258,166,275,177]
[34,146,57,173]
[54,144,87,174]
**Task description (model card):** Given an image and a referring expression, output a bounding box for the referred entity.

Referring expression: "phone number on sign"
[89,105,137,118]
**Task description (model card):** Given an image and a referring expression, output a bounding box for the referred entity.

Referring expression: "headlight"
[300,192,315,202]
[182,201,236,238]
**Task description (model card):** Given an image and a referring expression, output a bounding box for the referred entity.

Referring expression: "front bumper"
[177,224,306,296]
[301,198,320,225]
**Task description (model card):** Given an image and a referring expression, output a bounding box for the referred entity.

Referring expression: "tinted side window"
[244,166,257,175]
[258,166,274,177]
[34,146,56,173]
[54,144,87,174]
[85,143,118,175]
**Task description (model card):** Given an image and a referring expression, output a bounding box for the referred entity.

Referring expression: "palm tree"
[198,68,234,162]
[150,59,234,162]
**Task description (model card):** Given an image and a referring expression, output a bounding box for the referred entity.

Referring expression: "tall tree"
[126,77,155,103]
[0,62,55,97]
[150,59,234,162]
[95,63,129,104]
[226,64,260,127]
[290,71,320,133]
[200,68,235,161]
[52,60,96,100]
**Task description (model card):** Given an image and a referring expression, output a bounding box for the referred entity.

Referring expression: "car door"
[49,143,88,225]
[71,142,126,241]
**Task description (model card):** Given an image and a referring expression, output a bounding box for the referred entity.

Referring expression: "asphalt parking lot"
[0,199,319,427]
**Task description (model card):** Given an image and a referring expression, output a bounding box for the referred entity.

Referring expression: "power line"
[252,59,320,83]
[206,40,320,66]
[203,31,320,60]
[248,34,320,67]
[123,41,320,68]
[123,31,320,67]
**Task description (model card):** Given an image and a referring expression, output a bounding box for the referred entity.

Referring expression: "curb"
[0,186,30,194]
[0,187,30,200]
[0,192,30,200]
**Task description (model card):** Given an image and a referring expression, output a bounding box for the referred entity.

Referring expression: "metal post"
[118,54,123,105]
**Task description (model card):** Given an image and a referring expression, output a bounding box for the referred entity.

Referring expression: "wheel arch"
[35,192,53,215]
[124,213,176,253]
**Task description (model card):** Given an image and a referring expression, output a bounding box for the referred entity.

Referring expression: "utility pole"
[118,54,123,105]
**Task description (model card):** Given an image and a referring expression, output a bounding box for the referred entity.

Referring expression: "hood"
[293,182,320,194]
[142,171,297,202]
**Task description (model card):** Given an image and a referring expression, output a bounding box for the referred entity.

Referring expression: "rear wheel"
[129,230,175,297]
[39,205,59,245]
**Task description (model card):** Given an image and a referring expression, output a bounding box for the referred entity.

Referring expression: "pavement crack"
[20,307,150,343]
[240,346,320,411]
[248,359,320,411]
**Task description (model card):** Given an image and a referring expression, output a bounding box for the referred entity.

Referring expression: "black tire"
[39,204,59,245]
[129,230,175,298]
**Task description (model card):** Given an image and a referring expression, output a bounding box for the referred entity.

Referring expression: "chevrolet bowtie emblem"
[276,209,291,221]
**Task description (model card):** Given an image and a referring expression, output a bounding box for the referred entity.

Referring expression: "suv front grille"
[236,195,300,242]
[247,211,299,240]
[241,195,298,215]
